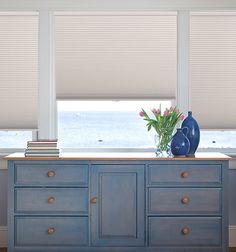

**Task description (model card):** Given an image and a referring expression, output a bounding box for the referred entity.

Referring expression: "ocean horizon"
[0,111,236,149]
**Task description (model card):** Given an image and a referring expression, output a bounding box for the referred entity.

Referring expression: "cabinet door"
[91,164,145,246]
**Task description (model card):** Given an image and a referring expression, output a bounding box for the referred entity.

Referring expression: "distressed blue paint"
[229,169,236,224]
[148,188,221,215]
[149,217,221,246]
[15,216,88,246]
[7,158,229,252]
[15,188,88,214]
[91,164,145,246]
[147,164,221,185]
[0,169,7,226]
[15,163,88,186]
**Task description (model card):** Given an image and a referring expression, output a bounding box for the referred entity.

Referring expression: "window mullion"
[38,10,57,140]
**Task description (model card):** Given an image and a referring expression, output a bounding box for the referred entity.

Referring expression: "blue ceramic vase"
[170,128,190,157]
[181,111,200,156]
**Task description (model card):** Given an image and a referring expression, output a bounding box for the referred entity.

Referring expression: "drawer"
[147,164,221,185]
[149,217,221,247]
[148,188,221,215]
[15,164,88,185]
[15,217,88,246]
[15,188,88,214]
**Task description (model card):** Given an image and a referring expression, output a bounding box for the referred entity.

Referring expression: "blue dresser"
[6,152,230,252]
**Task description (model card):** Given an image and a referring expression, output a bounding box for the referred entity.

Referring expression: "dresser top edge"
[3,152,231,161]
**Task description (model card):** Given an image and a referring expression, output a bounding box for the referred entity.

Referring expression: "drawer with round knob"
[15,188,88,214]
[15,164,88,186]
[148,188,221,215]
[147,164,221,185]
[148,217,221,247]
[15,216,88,246]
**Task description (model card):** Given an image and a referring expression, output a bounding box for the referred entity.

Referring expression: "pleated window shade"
[55,12,177,100]
[190,13,236,129]
[0,12,38,130]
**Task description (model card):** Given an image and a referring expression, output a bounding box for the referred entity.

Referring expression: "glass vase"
[154,134,172,158]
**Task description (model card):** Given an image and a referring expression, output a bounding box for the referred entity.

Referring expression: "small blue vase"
[171,128,190,157]
[181,111,200,156]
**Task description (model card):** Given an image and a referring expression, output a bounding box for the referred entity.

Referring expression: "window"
[0,12,38,130]
[190,12,236,152]
[58,101,236,150]
[0,131,32,148]
[199,131,236,149]
[190,12,236,129]
[57,100,171,149]
[55,12,177,150]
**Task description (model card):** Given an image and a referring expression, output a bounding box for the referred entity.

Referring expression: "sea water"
[1,111,236,149]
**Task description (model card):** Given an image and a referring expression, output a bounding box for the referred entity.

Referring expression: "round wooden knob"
[47,170,56,177]
[90,196,97,204]
[47,227,55,235]
[181,227,190,235]
[181,196,190,205]
[47,196,55,204]
[181,171,189,178]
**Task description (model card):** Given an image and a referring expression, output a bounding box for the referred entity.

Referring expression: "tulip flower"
[139,105,184,156]
[139,111,145,117]
[163,110,169,117]
[180,115,185,121]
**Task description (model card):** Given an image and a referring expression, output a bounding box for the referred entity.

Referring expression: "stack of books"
[24,140,60,157]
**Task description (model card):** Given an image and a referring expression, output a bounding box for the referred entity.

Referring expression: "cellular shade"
[55,12,177,100]
[0,12,38,130]
[190,12,236,129]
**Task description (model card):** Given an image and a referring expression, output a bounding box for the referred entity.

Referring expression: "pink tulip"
[176,109,180,114]
[151,108,158,114]
[163,110,169,117]
[139,111,145,117]
[180,115,185,121]
[169,106,174,112]
[151,108,161,115]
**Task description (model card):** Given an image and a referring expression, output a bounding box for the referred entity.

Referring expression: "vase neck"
[188,111,192,117]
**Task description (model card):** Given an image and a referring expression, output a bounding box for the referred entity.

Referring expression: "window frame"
[1,10,236,157]
[54,11,236,156]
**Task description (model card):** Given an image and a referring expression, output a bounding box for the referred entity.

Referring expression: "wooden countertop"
[4,152,231,161]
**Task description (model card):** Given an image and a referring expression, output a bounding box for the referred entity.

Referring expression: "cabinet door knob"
[181,227,190,235]
[90,196,97,204]
[47,196,55,204]
[47,227,55,235]
[180,171,189,178]
[47,170,56,177]
[181,196,190,205]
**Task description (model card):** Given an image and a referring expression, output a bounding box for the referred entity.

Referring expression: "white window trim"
[1,0,236,11]
[38,10,57,140]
